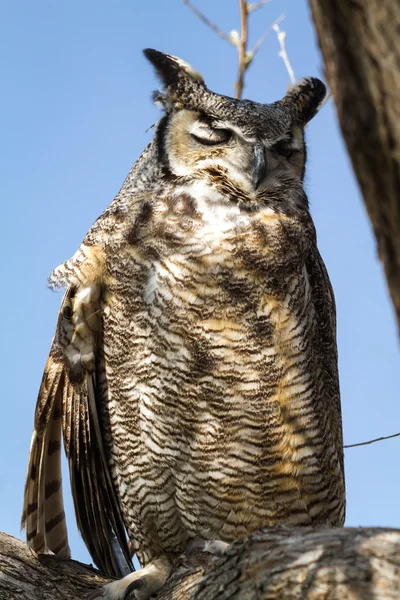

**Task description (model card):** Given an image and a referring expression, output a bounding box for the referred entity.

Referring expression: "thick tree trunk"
[308,0,400,331]
[1,528,400,599]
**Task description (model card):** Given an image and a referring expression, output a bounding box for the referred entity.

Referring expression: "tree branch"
[235,0,249,99]
[308,0,400,334]
[344,431,400,449]
[183,0,282,99]
[273,22,296,84]
[248,0,274,13]
[251,13,285,59]
[182,0,232,45]
[2,528,400,599]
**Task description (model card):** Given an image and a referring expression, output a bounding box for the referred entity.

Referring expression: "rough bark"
[308,0,400,332]
[1,527,400,599]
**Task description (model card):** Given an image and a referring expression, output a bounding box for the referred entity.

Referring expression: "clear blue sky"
[1,0,399,567]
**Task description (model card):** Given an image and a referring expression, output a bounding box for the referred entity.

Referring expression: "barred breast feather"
[98,180,345,565]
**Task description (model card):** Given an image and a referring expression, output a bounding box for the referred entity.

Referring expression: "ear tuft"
[143,49,205,87]
[282,77,327,125]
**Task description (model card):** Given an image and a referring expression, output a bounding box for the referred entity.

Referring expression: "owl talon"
[185,539,229,556]
[87,556,172,600]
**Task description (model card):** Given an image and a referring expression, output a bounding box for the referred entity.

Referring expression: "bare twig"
[344,431,400,449]
[273,22,296,84]
[248,0,274,12]
[183,0,280,98]
[252,13,285,58]
[235,0,249,99]
[182,0,232,45]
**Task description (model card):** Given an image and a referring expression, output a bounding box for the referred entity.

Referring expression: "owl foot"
[185,539,229,556]
[177,539,230,570]
[87,556,172,600]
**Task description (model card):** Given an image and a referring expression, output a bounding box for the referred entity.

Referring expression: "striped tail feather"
[21,353,71,559]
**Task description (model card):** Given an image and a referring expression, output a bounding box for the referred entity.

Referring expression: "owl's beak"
[252,144,266,190]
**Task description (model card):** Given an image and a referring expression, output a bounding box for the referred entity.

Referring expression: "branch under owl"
[1,528,400,599]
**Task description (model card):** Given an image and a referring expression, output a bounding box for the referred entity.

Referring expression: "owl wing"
[22,284,133,577]
[307,247,344,475]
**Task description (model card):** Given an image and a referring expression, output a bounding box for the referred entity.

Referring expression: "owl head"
[144,49,326,201]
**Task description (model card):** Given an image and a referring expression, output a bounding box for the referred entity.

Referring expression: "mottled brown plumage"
[22,49,345,599]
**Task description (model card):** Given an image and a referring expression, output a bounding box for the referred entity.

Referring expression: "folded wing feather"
[22,281,133,577]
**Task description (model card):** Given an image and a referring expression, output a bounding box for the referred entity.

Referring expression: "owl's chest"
[105,221,313,435]
[104,197,314,452]
[106,199,312,401]
[138,237,310,376]
[140,198,308,324]
[102,208,331,536]
[140,198,307,303]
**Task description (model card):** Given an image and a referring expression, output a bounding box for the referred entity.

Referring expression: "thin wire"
[344,432,400,449]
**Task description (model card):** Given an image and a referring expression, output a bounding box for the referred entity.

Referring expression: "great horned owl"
[22,49,345,599]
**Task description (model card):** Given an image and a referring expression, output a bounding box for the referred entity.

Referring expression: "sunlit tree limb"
[1,528,400,599]
[309,0,400,334]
